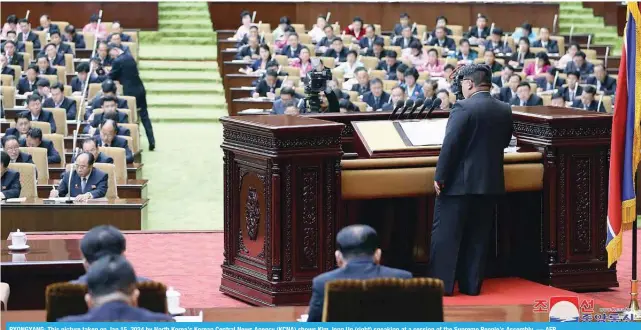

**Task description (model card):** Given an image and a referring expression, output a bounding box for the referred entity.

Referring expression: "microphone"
[388,100,405,120]
[424,98,442,119]
[396,99,414,120]
[64,163,76,204]
[407,98,424,118]
[415,99,431,118]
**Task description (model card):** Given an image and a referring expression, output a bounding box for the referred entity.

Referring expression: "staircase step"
[150,108,227,122]
[158,2,207,9]
[154,36,215,45]
[159,11,211,19]
[159,22,213,30]
[140,70,221,83]
[139,45,217,61]
[560,2,584,8]
[559,17,604,25]
[559,8,594,15]
[139,60,218,71]
[148,94,226,108]
[156,30,216,38]
[146,82,224,94]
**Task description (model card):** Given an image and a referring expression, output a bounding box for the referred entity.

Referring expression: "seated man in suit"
[393,13,414,37]
[89,80,129,117]
[585,64,616,95]
[78,138,114,164]
[571,85,605,112]
[5,112,32,141]
[63,25,86,49]
[87,96,129,134]
[236,35,260,60]
[437,89,454,110]
[35,14,59,33]
[511,81,543,106]
[316,25,336,54]
[422,79,439,106]
[394,26,419,49]
[50,152,108,201]
[362,78,390,111]
[364,39,385,60]
[36,79,52,101]
[0,54,15,79]
[376,50,399,80]
[43,83,77,120]
[1,136,33,164]
[70,225,148,284]
[110,22,132,42]
[496,73,521,103]
[484,28,512,54]
[43,43,66,66]
[252,70,282,98]
[359,25,384,54]
[280,33,302,59]
[350,67,371,95]
[323,37,349,63]
[17,18,41,50]
[95,120,134,163]
[531,27,559,54]
[94,42,113,67]
[2,41,24,69]
[91,111,131,137]
[40,30,73,56]
[564,51,594,82]
[451,38,478,65]
[560,71,583,102]
[381,85,406,111]
[1,151,22,200]
[466,14,490,46]
[551,92,566,107]
[21,94,57,133]
[535,67,565,92]
[427,27,456,52]
[21,127,61,163]
[59,255,171,322]
[71,62,96,93]
[306,224,412,322]
[36,55,58,76]
[271,87,299,114]
[17,66,42,95]
[236,25,259,47]
[3,30,26,53]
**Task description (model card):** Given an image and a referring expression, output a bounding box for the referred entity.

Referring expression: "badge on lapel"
[1,186,6,189]
[74,184,80,188]
[91,185,96,189]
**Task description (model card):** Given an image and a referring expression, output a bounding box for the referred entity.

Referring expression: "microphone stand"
[76,10,103,131]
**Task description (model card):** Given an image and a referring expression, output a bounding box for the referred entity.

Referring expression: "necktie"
[374,96,379,106]
[547,82,552,91]
[81,177,87,192]
[7,56,11,63]
[521,101,525,106]
[543,42,547,48]
[570,90,575,101]
[104,143,110,147]
[584,104,587,110]
[478,30,482,38]
[597,81,602,91]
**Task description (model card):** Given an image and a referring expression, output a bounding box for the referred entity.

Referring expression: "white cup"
[166,287,181,311]
[11,229,27,247]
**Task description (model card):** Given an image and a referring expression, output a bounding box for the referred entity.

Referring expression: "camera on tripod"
[450,69,466,101]
[303,58,333,113]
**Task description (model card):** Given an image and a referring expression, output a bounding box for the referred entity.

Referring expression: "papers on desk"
[239,109,269,114]
[4,197,26,203]
[42,197,109,203]
[226,37,238,41]
[174,310,203,322]
[396,119,448,146]
[231,60,251,64]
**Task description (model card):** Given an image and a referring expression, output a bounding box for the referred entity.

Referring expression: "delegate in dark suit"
[65,34,86,49]
[535,77,566,91]
[376,61,399,80]
[72,152,114,164]
[6,53,24,68]
[532,39,559,54]
[1,169,21,199]
[86,111,129,132]
[429,90,513,296]
[95,136,134,163]
[43,97,77,120]
[47,54,66,67]
[585,75,617,95]
[560,85,583,102]
[109,51,155,147]
[92,124,131,137]
[235,45,259,60]
[510,94,543,106]
[1,66,15,79]
[427,37,456,51]
[323,48,349,62]
[498,86,517,103]
[280,45,302,59]
[393,36,419,49]
[19,138,61,163]
[90,96,129,115]
[359,36,384,50]
[466,26,490,39]
[20,110,56,133]
[4,128,25,141]
[57,167,109,198]
[571,99,606,113]
[17,77,41,94]
[17,32,41,49]
[38,66,57,75]
[254,79,282,97]
[58,300,171,322]
[13,152,34,164]
[362,91,390,110]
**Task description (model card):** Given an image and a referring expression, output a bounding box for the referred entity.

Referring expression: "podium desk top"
[222,115,344,133]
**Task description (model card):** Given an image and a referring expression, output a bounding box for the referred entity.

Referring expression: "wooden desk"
[222,49,238,65]
[75,49,92,59]
[0,304,548,324]
[37,179,148,199]
[49,163,143,180]
[223,73,259,104]
[230,86,255,100]
[0,239,84,310]
[230,97,273,116]
[223,61,253,80]
[1,198,148,237]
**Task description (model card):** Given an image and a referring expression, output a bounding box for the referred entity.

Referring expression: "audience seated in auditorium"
[44,83,77,120]
[36,79,52,100]
[393,13,416,37]
[49,30,74,55]
[306,225,412,322]
[43,43,66,66]
[1,14,17,38]
[71,62,104,94]
[242,44,271,73]
[83,14,108,40]
[511,81,543,106]
[492,65,514,88]
[2,135,34,164]
[403,41,428,69]
[404,67,424,100]
[483,50,503,73]
[586,64,616,95]
[108,33,130,54]
[376,50,399,80]
[565,51,594,82]
[451,38,478,65]
[236,25,259,48]
[3,31,25,53]
[437,89,453,110]
[532,27,558,54]
[427,26,456,52]
[89,80,129,116]
[483,28,512,54]
[64,25,87,49]
[316,25,336,54]
[551,92,566,107]
[77,138,114,164]
[233,11,254,41]
[535,67,565,92]
[428,16,453,40]
[252,70,281,98]
[20,127,61,163]
[349,67,370,95]
[280,33,302,59]
[35,14,59,33]
[497,73,521,103]
[323,37,348,62]
[59,255,172,322]
[571,86,605,112]
[289,47,313,76]
[88,96,130,134]
[308,15,327,44]
[511,23,537,43]
[344,16,366,41]
[364,39,385,59]
[2,40,23,68]
[274,25,295,52]
[236,35,260,60]
[50,152,108,201]
[556,42,580,70]
[382,85,406,111]
[36,55,57,75]
[524,52,550,79]
[94,42,113,67]
[21,94,56,133]
[0,55,15,78]
[560,71,583,102]
[0,151,21,200]
[271,87,299,115]
[394,26,419,49]
[422,80,439,105]
[466,14,490,46]
[336,50,363,79]
[362,78,390,111]
[272,16,292,44]
[110,22,131,42]
[508,37,535,69]
[359,25,383,53]
[17,18,41,49]
[5,112,31,141]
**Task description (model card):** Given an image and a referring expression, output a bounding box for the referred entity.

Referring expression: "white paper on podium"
[397,119,448,146]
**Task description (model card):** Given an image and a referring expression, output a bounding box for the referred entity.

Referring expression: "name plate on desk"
[352,119,446,158]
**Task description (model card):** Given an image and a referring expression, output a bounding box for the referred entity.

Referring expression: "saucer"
[169,307,186,315]
[8,245,29,251]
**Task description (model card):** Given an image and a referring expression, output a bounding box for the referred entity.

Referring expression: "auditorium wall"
[1,2,158,30]
[208,1,559,33]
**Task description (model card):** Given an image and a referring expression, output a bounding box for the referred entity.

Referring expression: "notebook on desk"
[394,119,448,146]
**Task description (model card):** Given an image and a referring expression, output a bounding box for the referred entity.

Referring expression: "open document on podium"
[394,119,448,146]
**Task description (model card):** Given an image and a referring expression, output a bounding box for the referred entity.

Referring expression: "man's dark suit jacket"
[57,167,108,198]
[435,91,513,195]
[88,111,129,131]
[1,169,21,199]
[364,49,385,59]
[93,55,113,67]
[72,151,114,164]
[37,43,73,56]
[509,94,544,106]
[351,82,370,95]
[535,77,566,91]
[89,97,129,117]
[323,47,349,62]
[572,99,606,113]
[376,61,399,80]
[427,37,456,51]
[362,91,391,110]
[316,36,333,49]
[17,77,41,94]
[393,24,418,36]
[20,109,57,133]
[565,61,594,81]
[280,45,302,59]
[13,152,33,164]
[393,36,419,49]
[429,27,453,39]
[38,66,57,75]
[1,66,15,79]
[585,75,617,95]
[5,53,24,68]
[4,128,26,141]
[19,138,61,163]
[95,135,134,163]
[71,74,108,94]
[43,96,77,120]
[108,53,145,107]
[91,125,131,138]
[17,32,41,49]
[498,86,517,103]
[235,45,260,60]
[560,85,583,102]
[35,24,60,32]
[307,257,412,322]
[466,26,491,39]
[254,79,282,97]
[532,39,559,54]
[64,34,86,49]
[48,54,66,66]
[58,301,173,322]
[359,35,384,50]
[483,40,512,54]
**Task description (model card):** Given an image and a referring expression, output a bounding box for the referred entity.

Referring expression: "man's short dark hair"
[101,95,118,106]
[347,49,358,57]
[436,16,448,24]
[249,25,258,31]
[36,79,50,88]
[459,38,470,46]
[18,18,29,25]
[404,67,419,80]
[3,40,16,48]
[2,135,19,148]
[65,25,76,34]
[567,70,581,79]
[85,255,137,296]
[492,28,503,36]
[76,62,90,73]
[584,85,597,95]
[80,225,126,264]
[370,78,383,86]
[15,112,31,123]
[51,82,64,92]
[49,30,61,38]
[478,14,488,21]
[517,81,531,90]
[102,80,117,93]
[521,23,532,33]
[392,85,406,93]
[385,50,397,59]
[461,64,492,87]
[424,79,439,91]
[547,67,559,76]
[396,63,408,73]
[400,13,409,19]
[37,55,48,62]
[444,64,455,71]
[26,64,38,73]
[27,93,42,104]
[373,39,385,47]
[323,25,334,32]
[6,30,16,37]
[102,110,120,123]
[89,14,99,23]
[26,127,43,140]
[1,151,10,168]
[280,87,295,97]
[568,42,581,51]
[574,51,586,59]
[352,16,363,24]
[83,137,98,149]
[336,224,379,259]
[354,67,367,75]
[509,73,522,82]
[437,89,450,97]
[240,10,251,19]
[7,14,18,24]
[265,69,278,78]
[332,37,342,44]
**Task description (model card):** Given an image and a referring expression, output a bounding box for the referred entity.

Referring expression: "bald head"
[100,119,117,146]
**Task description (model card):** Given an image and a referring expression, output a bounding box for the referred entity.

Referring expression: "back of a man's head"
[85,255,137,306]
[81,225,126,264]
[336,224,379,260]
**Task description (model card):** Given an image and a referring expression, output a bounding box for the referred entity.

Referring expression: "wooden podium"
[220,106,617,306]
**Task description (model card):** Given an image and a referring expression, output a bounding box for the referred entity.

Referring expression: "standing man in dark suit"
[362,78,390,111]
[21,94,57,133]
[429,64,513,296]
[585,64,616,95]
[50,152,109,201]
[21,127,61,163]
[108,47,155,151]
[1,151,22,200]
[510,82,543,106]
[2,41,23,68]
[43,83,77,120]
[17,18,41,50]
[307,225,412,322]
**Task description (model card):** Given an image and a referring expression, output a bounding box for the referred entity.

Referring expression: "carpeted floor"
[31,230,639,309]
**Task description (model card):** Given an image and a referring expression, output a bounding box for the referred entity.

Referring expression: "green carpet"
[137,1,227,230]
[558,2,622,55]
